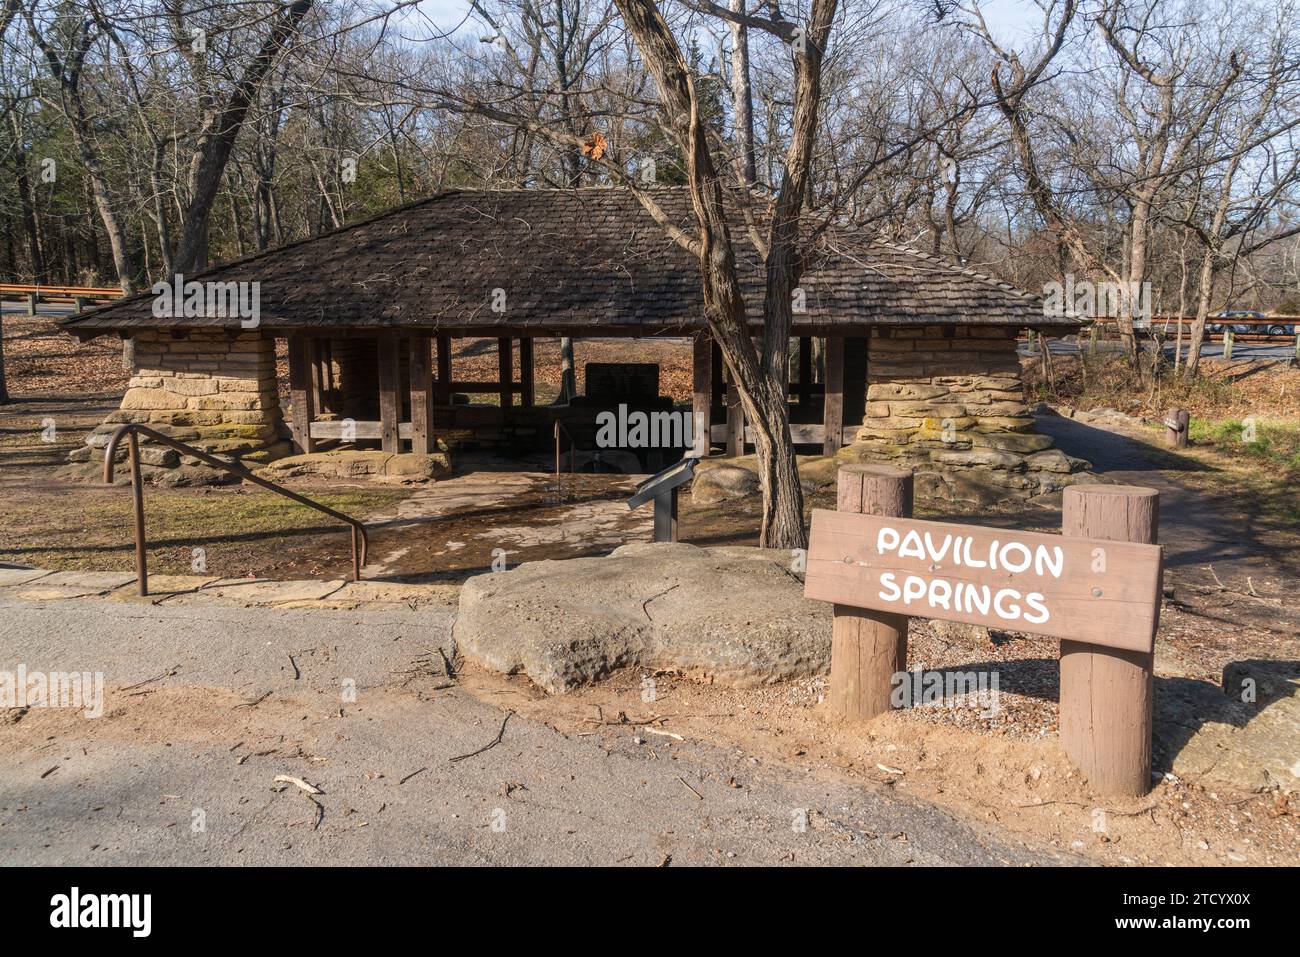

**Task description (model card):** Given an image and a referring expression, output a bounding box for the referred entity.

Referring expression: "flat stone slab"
[0,569,457,614]
[285,580,460,610]
[163,577,347,607]
[104,574,222,603]
[1156,660,1300,793]
[0,568,53,588]
[453,542,831,693]
[9,571,138,600]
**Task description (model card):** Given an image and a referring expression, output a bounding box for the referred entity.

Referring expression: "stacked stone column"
[844,325,1090,501]
[64,330,291,486]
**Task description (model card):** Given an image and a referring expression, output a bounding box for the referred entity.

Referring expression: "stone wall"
[64,330,292,486]
[842,325,1091,502]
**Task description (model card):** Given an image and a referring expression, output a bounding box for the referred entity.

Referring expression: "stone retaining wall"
[63,330,292,486]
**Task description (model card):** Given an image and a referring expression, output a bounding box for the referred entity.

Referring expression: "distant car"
[1206,310,1264,334]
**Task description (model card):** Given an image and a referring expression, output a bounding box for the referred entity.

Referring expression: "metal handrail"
[102,423,368,596]
[553,420,578,502]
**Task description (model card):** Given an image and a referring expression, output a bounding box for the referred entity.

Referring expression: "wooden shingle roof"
[63,187,1075,338]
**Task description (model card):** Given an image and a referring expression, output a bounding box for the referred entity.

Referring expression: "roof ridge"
[869,238,1040,302]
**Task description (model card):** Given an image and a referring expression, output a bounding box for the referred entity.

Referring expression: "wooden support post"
[26,292,37,316]
[1060,485,1159,797]
[823,335,844,456]
[1223,328,1235,360]
[75,296,87,314]
[1165,408,1189,449]
[377,336,401,453]
[1294,332,1300,367]
[409,335,434,454]
[692,333,712,457]
[829,464,912,720]
[497,337,513,409]
[308,339,328,417]
[798,337,812,405]
[435,334,452,404]
[1089,325,1099,354]
[287,333,316,454]
[725,378,745,457]
[519,337,535,407]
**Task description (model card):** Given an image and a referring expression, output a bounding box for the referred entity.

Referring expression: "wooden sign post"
[1163,408,1189,449]
[1060,485,1159,796]
[805,466,1163,797]
[827,465,913,720]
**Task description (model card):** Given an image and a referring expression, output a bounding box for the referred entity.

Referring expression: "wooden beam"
[287,333,316,454]
[312,420,415,440]
[377,336,401,453]
[711,422,835,444]
[519,337,535,407]
[435,334,452,404]
[692,333,712,457]
[409,335,434,454]
[497,337,513,409]
[823,335,844,456]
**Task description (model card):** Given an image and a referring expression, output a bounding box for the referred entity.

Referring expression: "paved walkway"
[0,591,1072,866]
[0,566,459,611]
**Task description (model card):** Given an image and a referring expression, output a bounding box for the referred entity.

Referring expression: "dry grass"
[1023,351,1300,419]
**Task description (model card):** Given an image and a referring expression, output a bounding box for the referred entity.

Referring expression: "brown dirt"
[457,661,1298,867]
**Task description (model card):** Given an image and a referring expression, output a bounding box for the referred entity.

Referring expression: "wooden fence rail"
[0,282,124,314]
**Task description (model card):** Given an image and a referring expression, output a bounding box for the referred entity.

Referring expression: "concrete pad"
[165,577,347,607]
[0,568,52,588]
[13,571,138,600]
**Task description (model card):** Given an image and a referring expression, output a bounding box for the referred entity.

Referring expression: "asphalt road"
[0,596,1072,866]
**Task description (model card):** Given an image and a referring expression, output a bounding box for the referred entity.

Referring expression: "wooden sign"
[804,510,1163,653]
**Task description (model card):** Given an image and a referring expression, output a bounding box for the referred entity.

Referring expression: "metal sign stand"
[627,456,699,543]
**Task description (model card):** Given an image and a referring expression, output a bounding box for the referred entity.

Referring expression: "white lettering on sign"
[804,511,1163,652]
[872,526,1061,626]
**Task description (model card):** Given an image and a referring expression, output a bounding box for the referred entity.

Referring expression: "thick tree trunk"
[12,137,45,282]
[727,0,756,186]
[172,0,313,274]
[742,374,805,547]
[72,127,137,295]
[1184,247,1216,378]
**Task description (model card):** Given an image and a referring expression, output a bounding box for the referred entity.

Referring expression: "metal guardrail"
[102,423,368,596]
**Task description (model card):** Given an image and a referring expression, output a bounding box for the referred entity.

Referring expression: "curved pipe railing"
[553,419,579,502]
[103,423,368,596]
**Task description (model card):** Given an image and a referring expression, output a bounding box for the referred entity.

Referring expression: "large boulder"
[690,464,759,504]
[258,450,452,484]
[453,543,831,693]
